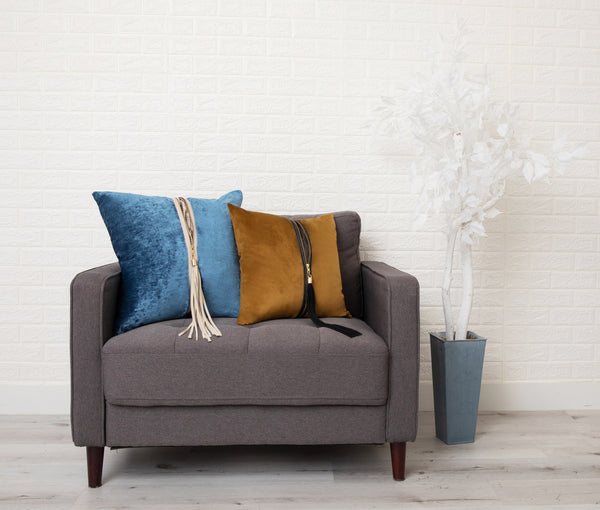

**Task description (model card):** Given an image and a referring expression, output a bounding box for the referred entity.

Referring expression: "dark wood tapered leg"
[390,442,406,481]
[86,446,104,488]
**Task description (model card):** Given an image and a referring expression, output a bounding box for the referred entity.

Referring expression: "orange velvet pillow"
[228,204,351,325]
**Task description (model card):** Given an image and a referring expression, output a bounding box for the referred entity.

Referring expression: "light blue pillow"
[93,190,243,335]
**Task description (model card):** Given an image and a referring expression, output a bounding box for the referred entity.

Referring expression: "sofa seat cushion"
[102,318,389,407]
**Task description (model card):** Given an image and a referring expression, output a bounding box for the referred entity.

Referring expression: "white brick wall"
[1,0,599,412]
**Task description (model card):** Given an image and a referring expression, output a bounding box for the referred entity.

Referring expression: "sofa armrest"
[361,261,420,443]
[70,262,121,447]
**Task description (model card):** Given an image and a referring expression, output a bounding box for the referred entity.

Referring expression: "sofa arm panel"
[70,263,121,447]
[361,261,420,443]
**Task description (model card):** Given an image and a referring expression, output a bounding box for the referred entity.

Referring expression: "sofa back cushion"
[294,211,363,318]
[229,205,351,325]
[93,190,243,334]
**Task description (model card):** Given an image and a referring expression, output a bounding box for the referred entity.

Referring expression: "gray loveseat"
[70,211,420,487]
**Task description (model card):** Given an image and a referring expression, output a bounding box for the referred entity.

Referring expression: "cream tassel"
[173,197,222,341]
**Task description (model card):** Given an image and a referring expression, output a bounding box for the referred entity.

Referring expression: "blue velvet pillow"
[93,190,243,335]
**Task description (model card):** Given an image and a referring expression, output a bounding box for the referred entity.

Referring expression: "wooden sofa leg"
[86,446,104,488]
[390,442,406,481]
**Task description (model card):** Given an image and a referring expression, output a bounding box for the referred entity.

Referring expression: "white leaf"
[459,209,473,223]
[464,195,479,208]
[552,136,567,151]
[557,151,573,162]
[572,144,588,158]
[523,161,534,182]
[511,159,523,171]
[411,175,424,194]
[470,221,486,237]
[472,142,492,163]
[409,161,418,177]
[485,207,502,219]
[530,152,549,165]
[461,230,473,245]
[534,162,549,180]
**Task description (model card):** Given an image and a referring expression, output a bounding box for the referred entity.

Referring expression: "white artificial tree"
[371,20,584,341]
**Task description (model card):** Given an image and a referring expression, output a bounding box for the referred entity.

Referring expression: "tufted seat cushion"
[102,317,389,407]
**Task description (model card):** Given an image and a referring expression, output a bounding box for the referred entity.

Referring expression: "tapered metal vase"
[430,331,486,445]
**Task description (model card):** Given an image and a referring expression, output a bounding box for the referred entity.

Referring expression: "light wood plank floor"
[1,411,599,509]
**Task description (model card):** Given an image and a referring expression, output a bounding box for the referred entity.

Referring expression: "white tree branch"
[455,242,473,340]
[442,228,459,340]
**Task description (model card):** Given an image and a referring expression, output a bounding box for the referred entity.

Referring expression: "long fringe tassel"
[173,197,222,342]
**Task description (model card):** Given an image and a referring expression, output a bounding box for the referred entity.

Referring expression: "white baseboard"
[1,381,599,414]
[0,383,70,415]
[419,381,600,411]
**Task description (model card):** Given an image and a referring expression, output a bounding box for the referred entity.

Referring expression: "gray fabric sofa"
[70,211,420,487]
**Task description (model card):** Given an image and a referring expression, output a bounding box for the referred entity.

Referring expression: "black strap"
[290,220,361,338]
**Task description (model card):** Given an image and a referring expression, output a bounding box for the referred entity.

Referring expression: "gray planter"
[430,331,486,445]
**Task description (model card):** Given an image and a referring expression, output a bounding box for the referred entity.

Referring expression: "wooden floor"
[1,411,599,509]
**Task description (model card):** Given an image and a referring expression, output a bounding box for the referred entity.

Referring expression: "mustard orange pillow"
[228,204,351,325]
